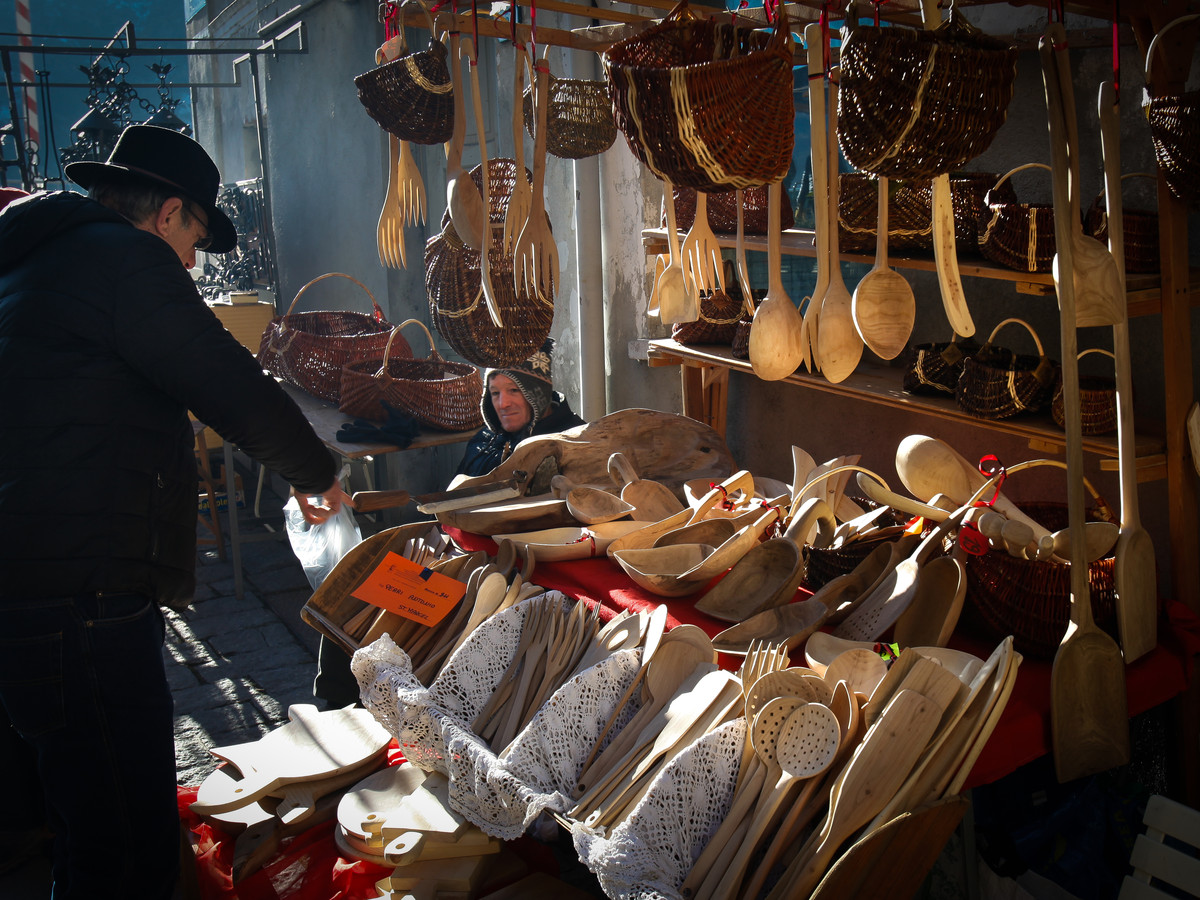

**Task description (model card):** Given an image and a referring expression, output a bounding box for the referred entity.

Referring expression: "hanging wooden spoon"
[852,176,916,359]
[748,177,806,380]
[920,0,975,338]
[1046,23,1124,329]
[802,22,830,372]
[817,68,864,384]
[444,31,485,252]
[1099,78,1156,663]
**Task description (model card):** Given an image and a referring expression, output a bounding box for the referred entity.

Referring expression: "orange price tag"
[350,552,467,627]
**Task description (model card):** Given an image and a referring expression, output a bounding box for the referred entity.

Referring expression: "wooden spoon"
[658,180,699,324]
[852,176,916,359]
[1040,31,1130,783]
[920,0,975,339]
[748,177,806,380]
[444,32,485,252]
[1046,23,1124,329]
[816,69,864,384]
[1098,79,1156,663]
[607,451,686,523]
[802,23,830,372]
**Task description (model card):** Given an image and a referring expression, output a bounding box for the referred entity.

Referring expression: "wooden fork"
[376,134,406,269]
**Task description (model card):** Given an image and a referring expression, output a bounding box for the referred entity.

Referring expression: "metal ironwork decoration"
[195,178,277,300]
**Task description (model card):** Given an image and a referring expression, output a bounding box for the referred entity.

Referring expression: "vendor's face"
[489,374,532,433]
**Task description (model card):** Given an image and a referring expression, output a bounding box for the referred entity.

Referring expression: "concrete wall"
[187,1,1198,593]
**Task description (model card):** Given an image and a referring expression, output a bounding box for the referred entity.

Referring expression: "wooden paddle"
[1098,78,1157,663]
[1040,32,1130,783]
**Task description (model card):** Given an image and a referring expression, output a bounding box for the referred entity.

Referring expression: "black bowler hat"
[65,124,238,253]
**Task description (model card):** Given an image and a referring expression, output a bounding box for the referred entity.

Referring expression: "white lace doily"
[353,591,649,840]
[573,718,746,900]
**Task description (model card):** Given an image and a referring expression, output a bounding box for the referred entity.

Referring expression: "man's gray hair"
[90,178,182,227]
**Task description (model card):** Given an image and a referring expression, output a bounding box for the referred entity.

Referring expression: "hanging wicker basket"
[1143,15,1200,209]
[666,184,793,235]
[353,2,454,145]
[603,0,795,191]
[257,273,405,404]
[836,9,1018,181]
[522,70,617,160]
[339,318,483,431]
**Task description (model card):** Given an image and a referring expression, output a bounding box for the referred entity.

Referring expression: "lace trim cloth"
[353,591,646,840]
[572,718,746,900]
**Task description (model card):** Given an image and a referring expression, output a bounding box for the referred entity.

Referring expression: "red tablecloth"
[445,527,1200,790]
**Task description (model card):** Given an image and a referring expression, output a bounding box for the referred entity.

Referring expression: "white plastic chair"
[1120,794,1200,899]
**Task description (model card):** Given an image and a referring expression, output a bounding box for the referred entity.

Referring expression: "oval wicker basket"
[603,0,795,192]
[522,70,616,160]
[426,159,555,368]
[836,11,1017,181]
[1051,348,1118,436]
[976,163,1057,273]
[1143,15,1200,209]
[1083,173,1160,274]
[339,318,483,431]
[955,317,1059,420]
[901,331,980,397]
[256,273,406,404]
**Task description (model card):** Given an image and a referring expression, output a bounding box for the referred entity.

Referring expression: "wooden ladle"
[852,176,916,359]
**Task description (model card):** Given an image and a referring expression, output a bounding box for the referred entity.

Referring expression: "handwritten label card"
[351,552,467,627]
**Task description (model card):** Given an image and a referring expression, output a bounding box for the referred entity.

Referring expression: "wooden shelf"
[647,338,1168,479]
[642,227,1196,316]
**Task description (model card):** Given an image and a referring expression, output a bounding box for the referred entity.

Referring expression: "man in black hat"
[0,125,350,899]
[455,338,585,477]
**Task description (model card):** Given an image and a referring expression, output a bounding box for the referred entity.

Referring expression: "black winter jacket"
[0,191,337,607]
[455,392,585,477]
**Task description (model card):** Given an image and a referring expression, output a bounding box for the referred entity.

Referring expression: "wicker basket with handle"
[976,163,1057,273]
[1051,348,1118,436]
[257,273,406,404]
[1142,14,1200,208]
[1083,173,1160,273]
[603,0,794,192]
[955,317,1059,420]
[339,318,483,431]
[522,69,616,160]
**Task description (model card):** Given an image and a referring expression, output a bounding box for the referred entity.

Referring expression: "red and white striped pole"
[15,0,38,156]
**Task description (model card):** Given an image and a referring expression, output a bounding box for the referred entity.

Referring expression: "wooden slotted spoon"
[1099,78,1156,663]
[816,69,864,384]
[852,176,915,359]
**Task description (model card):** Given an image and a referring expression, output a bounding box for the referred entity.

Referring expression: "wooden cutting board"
[337,763,466,846]
[191,704,392,816]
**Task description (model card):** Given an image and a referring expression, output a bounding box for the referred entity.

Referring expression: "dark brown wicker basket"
[1143,15,1200,208]
[353,26,454,145]
[522,71,617,160]
[603,0,795,192]
[956,317,1059,420]
[901,332,980,397]
[836,11,1017,181]
[339,318,483,431]
[1083,173,1160,274]
[1051,348,1118,436]
[963,502,1118,659]
[257,273,406,404]
[977,163,1057,273]
[427,159,555,369]
[837,174,934,255]
[672,261,746,344]
[667,185,794,235]
[950,171,1014,249]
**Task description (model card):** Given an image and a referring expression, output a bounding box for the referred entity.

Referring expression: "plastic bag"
[283,496,363,590]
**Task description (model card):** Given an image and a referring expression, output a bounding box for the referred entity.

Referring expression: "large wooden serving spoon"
[1098,78,1156,663]
[852,176,916,359]
[748,177,806,380]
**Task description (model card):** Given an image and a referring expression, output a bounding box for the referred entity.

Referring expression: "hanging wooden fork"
[376,134,407,269]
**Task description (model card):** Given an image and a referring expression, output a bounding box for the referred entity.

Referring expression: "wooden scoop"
[564,485,635,525]
[852,175,915,360]
[653,516,736,549]
[712,599,830,656]
[695,537,804,623]
[608,451,686,523]
[893,555,967,648]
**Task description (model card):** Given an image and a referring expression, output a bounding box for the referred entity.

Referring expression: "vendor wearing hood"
[456,338,584,477]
